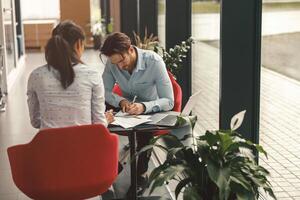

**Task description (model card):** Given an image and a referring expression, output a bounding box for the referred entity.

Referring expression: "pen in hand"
[125,95,137,114]
[131,95,137,104]
[120,95,137,113]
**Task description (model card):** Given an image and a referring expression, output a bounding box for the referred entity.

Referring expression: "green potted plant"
[91,20,105,50]
[153,38,194,79]
[139,111,276,200]
[133,29,160,51]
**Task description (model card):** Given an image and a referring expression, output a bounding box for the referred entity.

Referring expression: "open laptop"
[147,91,201,127]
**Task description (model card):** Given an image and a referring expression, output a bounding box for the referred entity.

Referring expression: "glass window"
[3,0,16,74]
[157,0,166,48]
[21,0,60,20]
[191,0,220,133]
[260,1,300,198]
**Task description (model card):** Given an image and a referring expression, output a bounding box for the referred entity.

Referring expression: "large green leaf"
[148,133,182,148]
[183,186,202,200]
[149,164,187,194]
[229,172,252,191]
[160,134,185,148]
[175,177,193,199]
[207,160,231,200]
[230,181,256,200]
[176,116,187,127]
[149,164,170,183]
[218,132,234,155]
[179,115,198,130]
[135,144,169,161]
[199,131,219,147]
[166,147,186,161]
[236,191,256,200]
[263,187,277,200]
[255,144,268,158]
[180,134,193,141]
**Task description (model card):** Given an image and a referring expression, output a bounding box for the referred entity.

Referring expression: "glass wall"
[260,0,300,198]
[191,0,220,133]
[157,0,166,48]
[3,0,16,75]
[20,0,60,20]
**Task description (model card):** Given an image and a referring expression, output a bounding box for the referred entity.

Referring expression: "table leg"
[129,131,137,200]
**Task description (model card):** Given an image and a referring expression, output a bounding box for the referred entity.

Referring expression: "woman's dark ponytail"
[45,20,85,89]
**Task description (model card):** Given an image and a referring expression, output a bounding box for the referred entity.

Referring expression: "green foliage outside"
[158,1,300,15]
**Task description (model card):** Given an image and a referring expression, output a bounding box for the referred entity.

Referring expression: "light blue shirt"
[102,47,174,114]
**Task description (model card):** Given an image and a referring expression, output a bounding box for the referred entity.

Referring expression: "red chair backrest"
[112,83,123,96]
[112,71,182,112]
[7,124,119,200]
[167,71,182,112]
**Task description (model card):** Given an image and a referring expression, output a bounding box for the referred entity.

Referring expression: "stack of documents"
[111,111,152,128]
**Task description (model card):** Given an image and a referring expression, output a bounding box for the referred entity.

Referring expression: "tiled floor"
[192,41,300,199]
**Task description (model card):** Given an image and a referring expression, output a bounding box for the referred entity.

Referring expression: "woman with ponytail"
[27,20,113,129]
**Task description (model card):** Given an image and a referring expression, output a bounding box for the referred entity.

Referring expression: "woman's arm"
[27,73,41,128]
[91,73,108,126]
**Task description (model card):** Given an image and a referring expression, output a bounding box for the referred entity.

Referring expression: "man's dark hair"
[100,32,131,57]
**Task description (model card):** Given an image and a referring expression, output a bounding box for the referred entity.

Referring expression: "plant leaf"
[183,186,202,200]
[236,191,256,200]
[175,177,192,199]
[263,187,277,200]
[200,131,218,146]
[230,110,246,131]
[207,159,231,200]
[149,164,187,194]
[218,132,234,155]
[230,172,252,191]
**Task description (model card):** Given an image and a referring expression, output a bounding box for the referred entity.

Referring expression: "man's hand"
[127,103,145,115]
[119,99,131,112]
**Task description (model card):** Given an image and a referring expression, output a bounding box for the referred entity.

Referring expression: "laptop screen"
[181,91,201,116]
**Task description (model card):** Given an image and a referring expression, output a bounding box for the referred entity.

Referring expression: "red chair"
[112,71,182,136]
[7,124,119,200]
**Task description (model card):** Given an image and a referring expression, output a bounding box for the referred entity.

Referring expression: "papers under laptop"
[147,91,201,127]
[111,91,201,128]
[111,114,152,129]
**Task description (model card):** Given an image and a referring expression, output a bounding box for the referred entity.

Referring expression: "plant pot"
[93,35,102,50]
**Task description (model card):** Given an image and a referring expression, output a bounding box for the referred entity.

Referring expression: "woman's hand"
[105,109,115,124]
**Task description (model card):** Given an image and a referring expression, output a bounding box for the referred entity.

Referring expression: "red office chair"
[112,71,182,136]
[7,124,119,200]
[154,71,182,136]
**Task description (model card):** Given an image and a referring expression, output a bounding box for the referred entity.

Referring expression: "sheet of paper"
[111,115,152,128]
[115,111,130,117]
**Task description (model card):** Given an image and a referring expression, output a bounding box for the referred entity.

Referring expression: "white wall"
[21,0,60,20]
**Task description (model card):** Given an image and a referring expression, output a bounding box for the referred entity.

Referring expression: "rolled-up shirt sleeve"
[27,73,41,129]
[91,72,108,126]
[102,63,126,108]
[142,59,174,113]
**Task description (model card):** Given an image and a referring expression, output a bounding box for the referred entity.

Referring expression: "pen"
[132,95,137,104]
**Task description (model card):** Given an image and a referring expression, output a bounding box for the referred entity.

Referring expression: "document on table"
[115,111,130,117]
[111,115,152,129]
